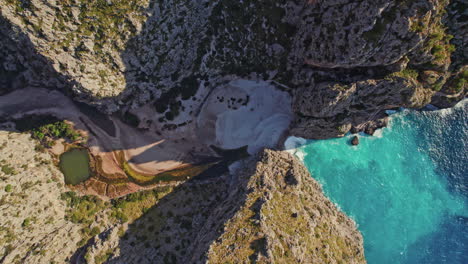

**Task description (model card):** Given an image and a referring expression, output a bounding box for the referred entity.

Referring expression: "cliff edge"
[203,150,365,263]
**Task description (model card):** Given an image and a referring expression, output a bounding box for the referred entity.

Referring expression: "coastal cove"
[286,100,468,264]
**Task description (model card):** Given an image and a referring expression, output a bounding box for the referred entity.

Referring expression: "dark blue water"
[290,100,468,264]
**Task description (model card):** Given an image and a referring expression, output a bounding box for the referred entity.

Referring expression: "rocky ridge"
[203,150,365,264]
[0,129,365,263]
[0,131,83,263]
[0,0,465,135]
[80,150,365,264]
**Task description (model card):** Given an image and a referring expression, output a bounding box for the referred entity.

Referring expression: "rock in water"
[351,136,360,146]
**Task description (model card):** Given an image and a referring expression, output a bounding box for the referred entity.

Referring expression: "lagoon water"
[291,100,468,264]
[59,148,91,185]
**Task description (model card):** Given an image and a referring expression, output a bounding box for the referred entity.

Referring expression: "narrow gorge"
[0,0,466,263]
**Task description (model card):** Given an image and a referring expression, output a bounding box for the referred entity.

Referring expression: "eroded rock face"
[0,0,150,98]
[203,150,365,263]
[0,0,464,136]
[83,149,364,264]
[285,0,465,139]
[0,16,69,95]
[0,131,83,263]
[287,0,433,68]
[291,77,434,138]
[0,1,464,263]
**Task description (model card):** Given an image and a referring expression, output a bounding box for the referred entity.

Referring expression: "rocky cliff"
[202,150,365,264]
[0,129,364,263]
[0,0,466,263]
[0,131,84,263]
[82,150,365,264]
[1,0,465,131]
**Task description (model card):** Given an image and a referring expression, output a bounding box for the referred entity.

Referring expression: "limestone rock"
[291,77,434,139]
[203,150,365,263]
[0,131,83,263]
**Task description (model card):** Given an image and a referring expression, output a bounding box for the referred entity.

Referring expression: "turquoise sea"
[291,100,468,264]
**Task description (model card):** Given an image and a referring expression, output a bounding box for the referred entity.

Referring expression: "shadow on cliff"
[0,6,243,262]
[69,165,252,263]
[105,163,253,264]
[0,16,79,96]
[0,7,210,167]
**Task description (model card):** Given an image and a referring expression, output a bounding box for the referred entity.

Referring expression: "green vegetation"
[47,0,148,58]
[4,184,12,192]
[57,188,173,250]
[410,21,425,33]
[14,115,82,148]
[110,187,172,223]
[413,1,454,66]
[61,187,172,230]
[94,249,114,264]
[447,70,467,93]
[363,17,389,43]
[0,226,17,245]
[427,31,455,65]
[363,6,398,43]
[117,151,214,185]
[5,0,34,13]
[60,192,108,225]
[387,68,419,81]
[59,191,109,247]
[31,121,81,143]
[124,161,214,185]
[22,217,32,228]
[1,164,16,175]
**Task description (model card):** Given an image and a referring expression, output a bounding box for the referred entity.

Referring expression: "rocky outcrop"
[203,150,365,264]
[291,76,434,138]
[0,0,150,98]
[285,0,464,138]
[0,0,464,135]
[287,0,433,68]
[87,150,364,264]
[0,131,83,263]
[0,16,70,95]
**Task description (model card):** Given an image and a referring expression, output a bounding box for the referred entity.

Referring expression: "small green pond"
[59,148,91,185]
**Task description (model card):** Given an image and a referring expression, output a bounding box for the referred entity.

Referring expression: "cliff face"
[1,0,465,133]
[82,150,365,264]
[286,0,466,138]
[0,131,84,264]
[203,150,365,264]
[0,128,364,263]
[0,1,465,262]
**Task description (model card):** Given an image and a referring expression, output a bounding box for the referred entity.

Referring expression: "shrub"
[1,165,16,175]
[4,184,12,192]
[61,192,106,225]
[22,218,31,227]
[90,226,101,237]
